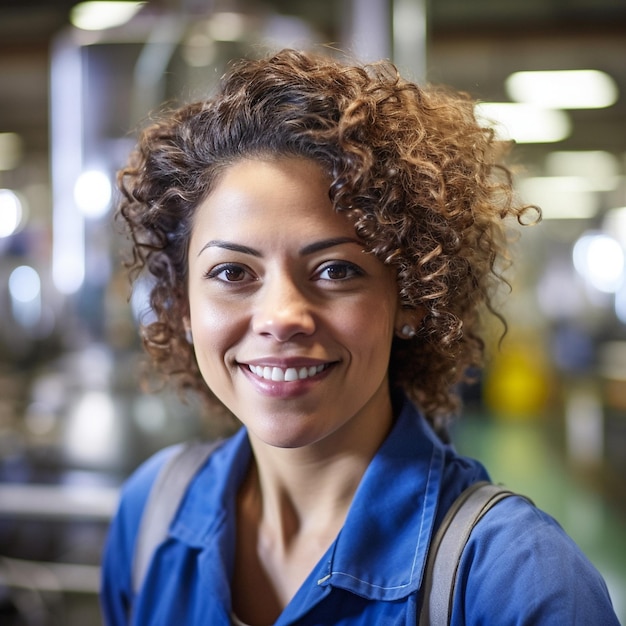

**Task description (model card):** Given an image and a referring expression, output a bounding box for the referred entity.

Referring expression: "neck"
[232,398,395,621]
[248,449,365,544]
[244,400,394,548]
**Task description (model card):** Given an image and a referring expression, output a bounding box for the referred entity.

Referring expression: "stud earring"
[400,324,416,339]
[185,328,194,344]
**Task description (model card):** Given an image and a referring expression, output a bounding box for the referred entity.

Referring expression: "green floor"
[453,414,626,623]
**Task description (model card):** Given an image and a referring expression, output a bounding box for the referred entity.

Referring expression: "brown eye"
[325,265,348,279]
[317,262,363,281]
[223,266,245,281]
[205,264,249,282]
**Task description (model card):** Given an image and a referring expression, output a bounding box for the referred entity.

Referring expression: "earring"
[400,324,416,339]
[185,328,194,344]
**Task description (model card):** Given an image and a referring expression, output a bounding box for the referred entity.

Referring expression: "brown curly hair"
[116,48,534,438]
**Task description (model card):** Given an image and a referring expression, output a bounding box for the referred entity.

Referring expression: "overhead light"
[207,12,247,41]
[70,1,145,31]
[0,189,24,237]
[0,133,23,171]
[9,265,42,328]
[51,35,85,295]
[74,169,112,218]
[545,151,620,190]
[475,102,571,143]
[505,70,618,109]
[573,232,624,293]
[517,176,598,219]
[604,206,626,248]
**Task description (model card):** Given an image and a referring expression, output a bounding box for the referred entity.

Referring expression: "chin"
[247,417,333,450]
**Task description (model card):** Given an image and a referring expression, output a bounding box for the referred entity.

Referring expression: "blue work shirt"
[101,396,619,625]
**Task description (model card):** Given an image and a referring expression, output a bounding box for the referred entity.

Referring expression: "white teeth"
[284,368,298,382]
[248,363,327,381]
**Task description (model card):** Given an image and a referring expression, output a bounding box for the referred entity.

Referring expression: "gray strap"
[131,439,223,595]
[419,481,521,626]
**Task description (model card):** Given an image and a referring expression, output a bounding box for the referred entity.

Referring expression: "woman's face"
[187,157,409,450]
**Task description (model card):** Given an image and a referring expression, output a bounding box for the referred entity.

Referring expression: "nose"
[252,274,315,341]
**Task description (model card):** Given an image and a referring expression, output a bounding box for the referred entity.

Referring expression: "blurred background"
[0,0,625,623]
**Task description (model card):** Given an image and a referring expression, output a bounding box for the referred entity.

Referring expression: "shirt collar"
[318,395,446,601]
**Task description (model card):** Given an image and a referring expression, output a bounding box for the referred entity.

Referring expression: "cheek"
[189,297,244,366]
[340,296,397,361]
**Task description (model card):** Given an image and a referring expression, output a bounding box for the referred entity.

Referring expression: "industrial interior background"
[0,0,625,624]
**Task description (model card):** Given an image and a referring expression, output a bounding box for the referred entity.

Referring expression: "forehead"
[190,157,357,246]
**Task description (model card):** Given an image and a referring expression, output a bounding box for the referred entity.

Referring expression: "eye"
[204,263,251,283]
[316,261,363,281]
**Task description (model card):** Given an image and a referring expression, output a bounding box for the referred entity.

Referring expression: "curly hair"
[116,48,535,438]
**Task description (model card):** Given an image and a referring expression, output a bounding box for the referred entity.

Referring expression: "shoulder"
[103,445,185,566]
[101,436,240,608]
[117,444,186,529]
[436,446,491,525]
[456,495,619,624]
[111,436,236,550]
[100,443,186,621]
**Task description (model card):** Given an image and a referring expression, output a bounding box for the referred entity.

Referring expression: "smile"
[247,364,329,382]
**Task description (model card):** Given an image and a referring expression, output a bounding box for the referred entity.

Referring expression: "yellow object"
[483,341,550,420]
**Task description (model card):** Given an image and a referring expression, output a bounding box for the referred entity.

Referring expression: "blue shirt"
[101,396,619,625]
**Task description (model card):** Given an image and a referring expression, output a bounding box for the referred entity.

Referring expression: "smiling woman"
[102,48,620,625]
[187,157,401,451]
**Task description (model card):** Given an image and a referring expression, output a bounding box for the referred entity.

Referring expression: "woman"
[101,49,619,625]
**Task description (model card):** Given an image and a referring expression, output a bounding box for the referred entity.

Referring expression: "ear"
[394,307,425,340]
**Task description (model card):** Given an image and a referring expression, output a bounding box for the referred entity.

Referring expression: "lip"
[238,358,336,398]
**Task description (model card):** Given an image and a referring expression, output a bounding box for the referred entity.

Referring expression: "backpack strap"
[419,481,528,626]
[131,439,223,595]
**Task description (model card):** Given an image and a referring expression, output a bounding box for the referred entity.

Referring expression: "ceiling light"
[207,12,246,41]
[505,70,618,109]
[475,102,571,143]
[573,232,624,293]
[517,176,598,219]
[0,133,23,171]
[9,265,42,328]
[74,169,112,218]
[0,189,23,237]
[545,150,622,194]
[70,1,145,31]
[603,207,626,248]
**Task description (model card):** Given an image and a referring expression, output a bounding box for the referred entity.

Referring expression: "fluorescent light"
[545,150,620,189]
[70,1,145,31]
[65,391,121,467]
[0,189,23,237]
[0,133,22,171]
[506,70,618,109]
[603,207,626,248]
[74,169,112,218]
[207,12,246,41]
[9,265,41,304]
[573,232,624,293]
[517,176,598,219]
[51,36,85,295]
[475,102,571,143]
[9,265,42,328]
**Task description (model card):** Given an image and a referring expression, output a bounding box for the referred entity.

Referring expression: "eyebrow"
[198,236,362,257]
[197,240,261,257]
[299,237,362,255]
